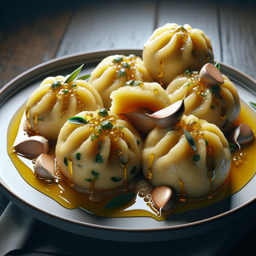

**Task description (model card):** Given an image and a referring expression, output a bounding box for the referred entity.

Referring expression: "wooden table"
[0,0,256,255]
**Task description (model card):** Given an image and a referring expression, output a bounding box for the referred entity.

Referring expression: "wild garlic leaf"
[184,129,197,151]
[68,116,88,125]
[64,64,84,83]
[104,193,135,209]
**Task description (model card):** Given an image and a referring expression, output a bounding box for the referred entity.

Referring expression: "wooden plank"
[0,2,73,89]
[219,1,256,79]
[157,0,221,61]
[56,0,157,57]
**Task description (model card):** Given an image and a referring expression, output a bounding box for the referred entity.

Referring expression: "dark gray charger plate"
[0,49,256,242]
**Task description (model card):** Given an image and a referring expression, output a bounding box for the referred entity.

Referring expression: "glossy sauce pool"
[7,100,256,221]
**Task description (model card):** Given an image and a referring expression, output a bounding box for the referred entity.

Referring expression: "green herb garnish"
[185,70,192,76]
[222,120,229,129]
[68,116,88,125]
[98,108,108,117]
[90,134,99,141]
[119,126,124,130]
[122,62,130,69]
[91,170,99,179]
[184,129,197,151]
[205,139,209,146]
[200,93,206,99]
[210,85,222,100]
[104,193,135,209]
[71,83,77,88]
[51,81,62,90]
[193,154,200,161]
[183,82,190,87]
[113,56,123,63]
[124,80,141,86]
[85,178,92,182]
[98,141,102,151]
[215,62,220,70]
[101,121,113,130]
[229,142,237,153]
[249,102,256,110]
[64,157,68,166]
[38,117,44,121]
[77,164,82,167]
[95,153,103,163]
[137,140,140,145]
[179,25,187,32]
[131,166,136,175]
[111,177,121,182]
[76,153,81,160]
[117,69,127,78]
[64,64,84,84]
[63,89,69,94]
[76,74,91,80]
[210,105,215,110]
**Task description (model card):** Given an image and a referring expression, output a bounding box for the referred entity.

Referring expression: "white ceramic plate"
[1,50,256,242]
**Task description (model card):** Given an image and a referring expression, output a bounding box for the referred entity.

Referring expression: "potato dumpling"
[89,54,154,109]
[56,109,143,190]
[142,115,231,197]
[166,71,240,133]
[143,23,214,87]
[110,81,171,114]
[25,76,103,141]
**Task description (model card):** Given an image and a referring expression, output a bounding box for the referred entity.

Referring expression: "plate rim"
[1,49,256,233]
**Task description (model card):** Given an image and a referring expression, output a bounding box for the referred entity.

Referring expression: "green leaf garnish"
[131,166,136,175]
[76,74,91,80]
[64,157,68,166]
[68,116,88,125]
[205,139,209,146]
[101,121,113,130]
[210,105,215,110]
[136,140,140,145]
[185,70,192,76]
[64,64,84,83]
[85,178,92,182]
[119,126,124,130]
[193,154,200,161]
[98,108,108,117]
[77,164,82,167]
[122,62,130,69]
[95,153,103,163]
[117,69,127,78]
[249,102,256,110]
[113,55,123,63]
[63,89,69,94]
[76,153,81,160]
[215,62,220,70]
[71,83,77,88]
[51,80,62,90]
[183,82,190,87]
[111,177,121,182]
[184,129,197,151]
[38,117,44,121]
[90,134,99,141]
[104,193,135,209]
[229,142,237,153]
[221,120,229,129]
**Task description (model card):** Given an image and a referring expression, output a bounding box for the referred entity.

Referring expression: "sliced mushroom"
[199,63,224,86]
[13,136,49,158]
[34,154,58,182]
[227,123,254,149]
[151,185,176,213]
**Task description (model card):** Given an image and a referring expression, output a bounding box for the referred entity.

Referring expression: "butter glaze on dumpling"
[25,76,104,141]
[166,71,240,133]
[142,115,231,197]
[89,54,154,109]
[143,23,214,87]
[56,110,143,190]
